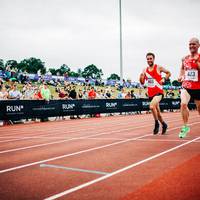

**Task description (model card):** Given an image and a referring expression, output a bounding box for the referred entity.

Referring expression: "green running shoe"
[179,126,190,138]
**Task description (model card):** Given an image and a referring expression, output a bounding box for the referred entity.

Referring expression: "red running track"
[122,154,200,200]
[0,111,199,200]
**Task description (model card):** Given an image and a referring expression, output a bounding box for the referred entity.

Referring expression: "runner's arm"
[178,58,185,82]
[194,55,200,70]
[158,66,171,83]
[139,69,146,85]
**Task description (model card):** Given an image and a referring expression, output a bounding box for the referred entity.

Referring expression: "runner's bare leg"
[180,89,191,126]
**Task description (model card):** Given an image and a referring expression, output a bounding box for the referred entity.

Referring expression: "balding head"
[189,37,200,54]
[189,37,199,45]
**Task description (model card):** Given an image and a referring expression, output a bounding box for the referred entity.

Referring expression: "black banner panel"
[0,99,196,120]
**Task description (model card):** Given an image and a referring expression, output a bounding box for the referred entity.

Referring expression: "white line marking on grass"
[44,136,200,200]
[40,164,109,175]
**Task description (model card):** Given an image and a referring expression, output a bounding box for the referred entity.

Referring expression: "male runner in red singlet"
[178,37,200,138]
[139,52,171,134]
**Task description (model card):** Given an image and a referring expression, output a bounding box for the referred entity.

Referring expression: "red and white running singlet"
[145,64,163,97]
[182,54,200,89]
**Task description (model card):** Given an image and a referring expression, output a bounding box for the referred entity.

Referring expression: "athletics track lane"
[0,112,199,200]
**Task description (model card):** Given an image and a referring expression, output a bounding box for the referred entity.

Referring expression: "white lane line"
[0,117,193,154]
[0,114,154,133]
[0,134,150,174]
[0,115,191,148]
[0,139,77,154]
[0,136,121,141]
[0,136,73,139]
[85,138,200,142]
[0,124,152,154]
[40,164,109,175]
[0,117,153,143]
[0,113,179,140]
[0,123,137,143]
[44,136,200,200]
[137,138,200,142]
[0,122,166,154]
[0,112,186,143]
[0,112,192,136]
[1,121,199,174]
[0,116,152,137]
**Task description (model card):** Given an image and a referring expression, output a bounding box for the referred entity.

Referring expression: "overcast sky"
[0,0,200,81]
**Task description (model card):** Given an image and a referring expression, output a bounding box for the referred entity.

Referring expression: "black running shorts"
[149,93,164,101]
[185,88,200,100]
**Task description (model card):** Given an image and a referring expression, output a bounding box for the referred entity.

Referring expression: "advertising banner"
[0,98,196,120]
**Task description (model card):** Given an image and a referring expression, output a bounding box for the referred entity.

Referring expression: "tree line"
[0,57,181,86]
[0,57,120,80]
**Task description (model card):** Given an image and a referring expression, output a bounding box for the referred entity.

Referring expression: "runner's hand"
[178,76,184,82]
[193,55,199,62]
[139,70,146,84]
[140,69,146,77]
[160,78,166,84]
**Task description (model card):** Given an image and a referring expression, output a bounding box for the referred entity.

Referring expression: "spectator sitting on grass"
[8,84,22,100]
[41,82,51,101]
[58,88,68,99]
[125,91,131,99]
[130,90,136,99]
[117,88,126,99]
[88,87,96,100]
[40,82,51,122]
[77,89,83,99]
[23,82,34,99]
[33,85,43,100]
[0,84,8,100]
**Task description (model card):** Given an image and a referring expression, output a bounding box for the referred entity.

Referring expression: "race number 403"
[185,70,198,81]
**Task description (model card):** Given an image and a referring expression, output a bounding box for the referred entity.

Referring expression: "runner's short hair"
[146,52,155,59]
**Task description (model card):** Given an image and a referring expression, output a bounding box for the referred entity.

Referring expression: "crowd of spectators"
[0,79,50,101]
[0,68,181,125]
[55,82,147,100]
[0,75,180,101]
[0,66,181,101]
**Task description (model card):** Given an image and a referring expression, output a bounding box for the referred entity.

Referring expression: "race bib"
[148,78,155,87]
[185,69,198,81]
